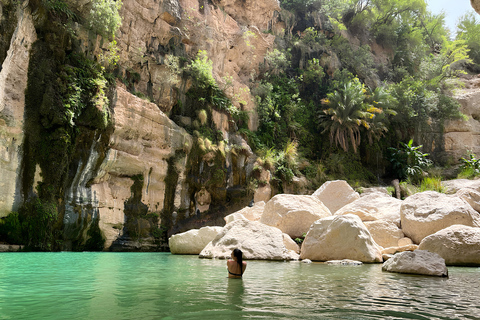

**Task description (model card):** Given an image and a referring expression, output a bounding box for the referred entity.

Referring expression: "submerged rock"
[418,225,480,266]
[300,214,383,263]
[199,219,300,260]
[382,250,448,277]
[312,180,360,214]
[326,259,363,266]
[400,191,480,244]
[260,194,331,238]
[169,226,222,254]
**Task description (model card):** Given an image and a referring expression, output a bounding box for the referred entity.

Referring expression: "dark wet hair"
[233,248,243,274]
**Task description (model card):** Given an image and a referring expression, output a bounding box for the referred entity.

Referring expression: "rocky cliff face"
[0,4,36,216]
[0,0,282,250]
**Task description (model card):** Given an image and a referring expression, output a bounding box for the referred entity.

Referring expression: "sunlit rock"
[382,250,448,277]
[195,187,211,213]
[472,0,480,14]
[443,179,480,194]
[169,226,223,254]
[360,187,390,197]
[300,214,383,263]
[418,225,480,266]
[224,201,265,223]
[283,233,300,254]
[381,244,418,255]
[456,188,480,212]
[397,237,413,247]
[400,191,480,244]
[0,6,36,217]
[335,193,402,226]
[364,220,404,248]
[312,180,360,214]
[199,219,300,260]
[260,194,331,238]
[326,259,363,266]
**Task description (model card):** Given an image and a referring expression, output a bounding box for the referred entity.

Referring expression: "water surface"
[0,252,479,319]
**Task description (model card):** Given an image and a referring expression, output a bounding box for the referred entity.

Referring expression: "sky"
[425,0,473,35]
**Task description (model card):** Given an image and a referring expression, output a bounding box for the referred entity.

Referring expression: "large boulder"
[456,188,480,212]
[382,250,448,277]
[260,194,331,238]
[300,214,383,263]
[169,226,222,254]
[335,193,402,226]
[312,180,360,213]
[364,220,404,248]
[442,179,480,194]
[418,225,480,266]
[199,219,300,260]
[400,191,480,244]
[224,201,265,223]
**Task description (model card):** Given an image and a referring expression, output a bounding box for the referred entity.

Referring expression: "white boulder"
[418,225,480,266]
[335,193,402,225]
[199,219,300,260]
[382,244,418,255]
[456,188,480,212]
[312,180,360,213]
[364,220,404,248]
[360,187,390,197]
[442,179,480,194]
[283,234,300,254]
[260,194,331,238]
[382,250,448,277]
[224,212,247,224]
[300,214,383,263]
[169,226,223,254]
[225,201,265,224]
[400,191,480,244]
[397,237,413,247]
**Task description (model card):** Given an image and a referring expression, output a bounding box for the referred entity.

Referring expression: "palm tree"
[364,86,397,144]
[318,79,371,153]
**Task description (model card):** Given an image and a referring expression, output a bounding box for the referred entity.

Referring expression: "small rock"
[382,250,448,277]
[326,259,363,266]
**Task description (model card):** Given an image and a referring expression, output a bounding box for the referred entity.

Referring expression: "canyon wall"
[1,0,479,250]
[0,0,283,250]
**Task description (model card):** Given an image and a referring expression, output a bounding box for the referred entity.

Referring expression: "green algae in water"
[0,252,479,319]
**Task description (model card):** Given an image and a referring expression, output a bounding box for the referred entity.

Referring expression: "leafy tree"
[88,0,123,39]
[456,11,480,65]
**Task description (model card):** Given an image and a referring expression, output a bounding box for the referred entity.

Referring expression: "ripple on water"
[0,254,479,319]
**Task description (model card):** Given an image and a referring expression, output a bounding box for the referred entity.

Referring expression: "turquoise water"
[0,253,479,319]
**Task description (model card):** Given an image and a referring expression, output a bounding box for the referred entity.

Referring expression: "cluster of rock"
[169,179,480,276]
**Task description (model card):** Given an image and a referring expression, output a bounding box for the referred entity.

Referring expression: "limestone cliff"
[0,0,282,251]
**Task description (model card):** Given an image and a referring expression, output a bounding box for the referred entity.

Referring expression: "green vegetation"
[387,140,432,182]
[238,0,475,189]
[458,152,480,178]
[87,0,123,39]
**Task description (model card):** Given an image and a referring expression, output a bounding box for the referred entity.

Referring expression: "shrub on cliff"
[88,0,123,39]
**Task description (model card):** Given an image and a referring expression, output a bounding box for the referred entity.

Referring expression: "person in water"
[227,248,247,278]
